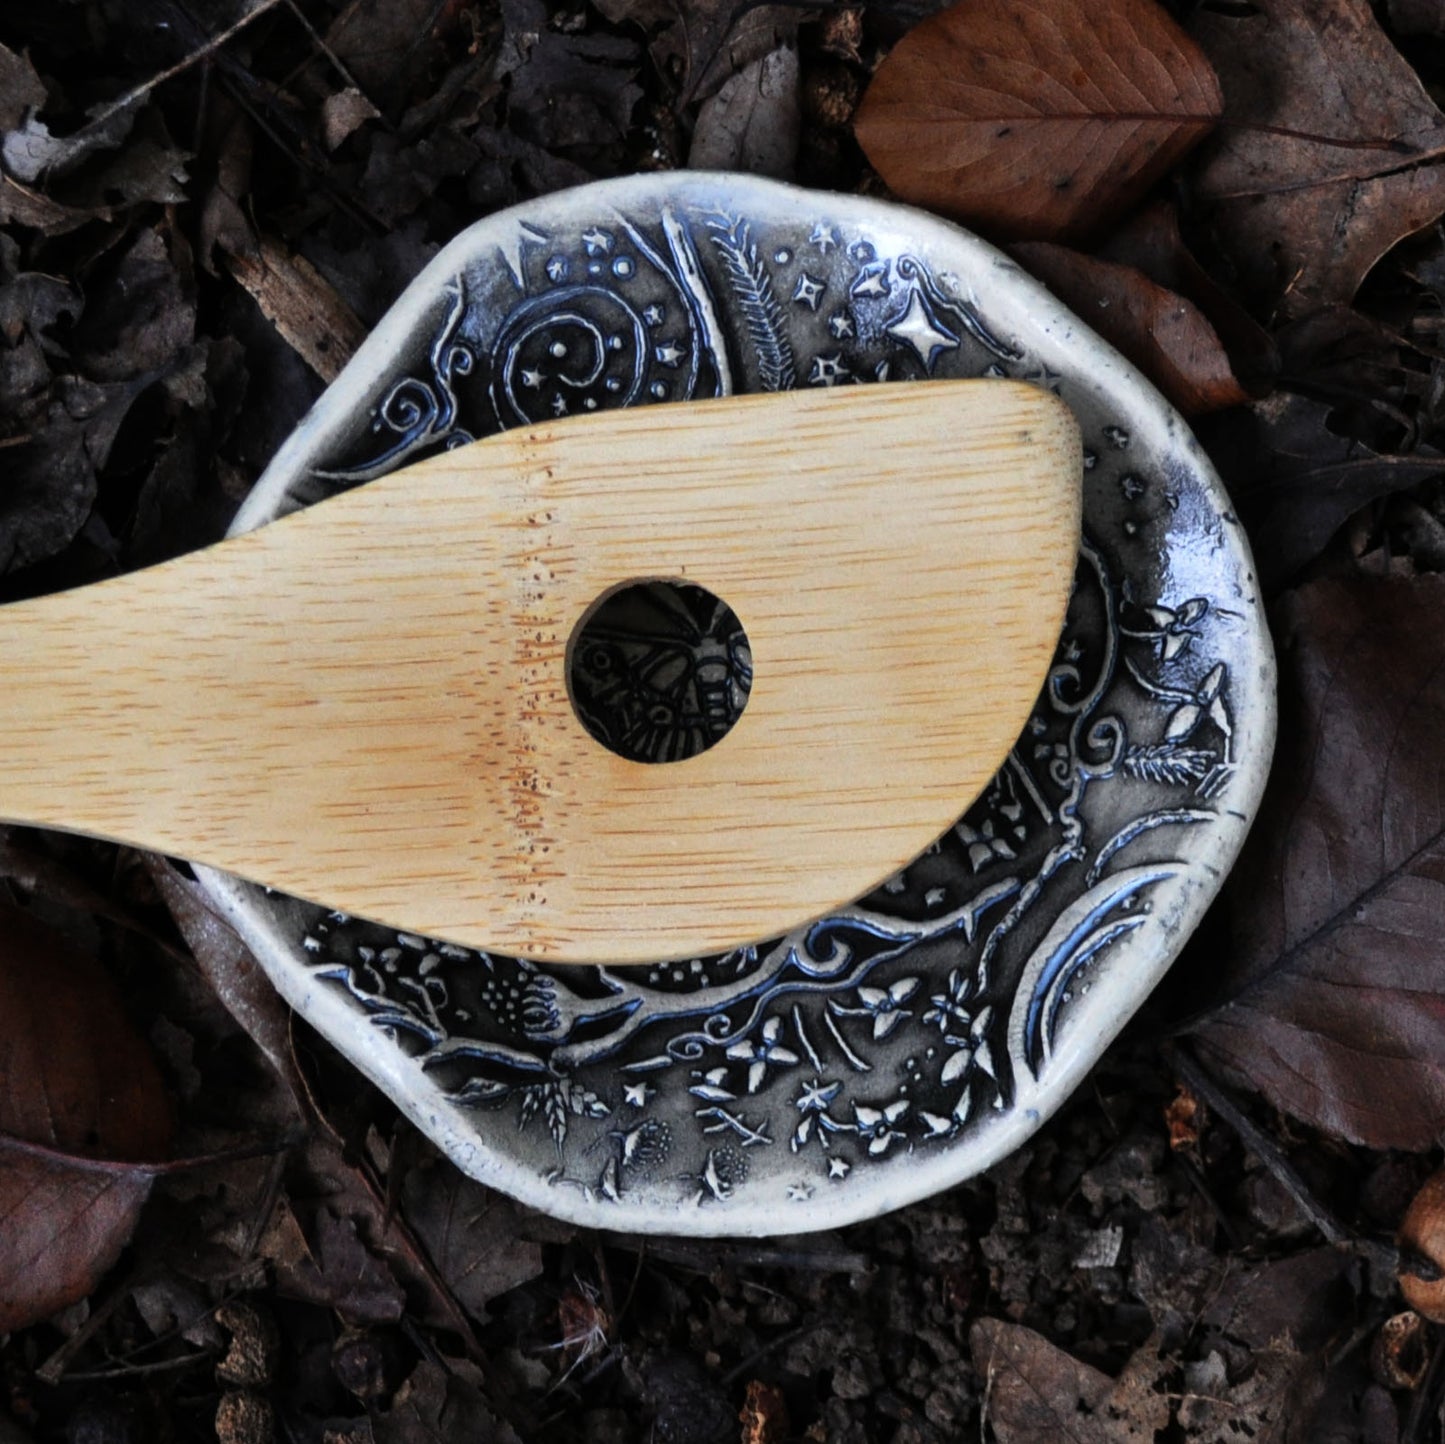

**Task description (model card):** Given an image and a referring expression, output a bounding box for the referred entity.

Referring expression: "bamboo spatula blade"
[0,380,1080,963]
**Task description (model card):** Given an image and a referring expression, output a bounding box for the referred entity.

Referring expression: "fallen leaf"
[1013,241,1248,414]
[1,374,151,576]
[146,858,304,1105]
[688,43,800,179]
[497,0,643,154]
[72,226,195,384]
[399,1157,544,1324]
[1,95,141,184]
[1192,572,1445,1149]
[322,0,453,100]
[372,1358,521,1444]
[322,87,382,151]
[853,0,1222,242]
[1199,393,1445,591]
[1188,0,1445,316]
[1096,201,1278,392]
[0,903,172,1329]
[0,41,46,133]
[268,1204,407,1327]
[0,172,109,235]
[970,1319,1171,1441]
[591,0,798,104]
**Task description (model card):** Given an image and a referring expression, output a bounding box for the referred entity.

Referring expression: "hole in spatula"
[567,580,752,763]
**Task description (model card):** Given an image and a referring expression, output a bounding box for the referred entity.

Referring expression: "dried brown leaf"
[853,0,1222,242]
[0,903,172,1329]
[0,41,46,133]
[688,44,800,179]
[372,1358,521,1444]
[399,1158,544,1324]
[1013,242,1248,414]
[970,1320,1170,1441]
[1200,394,1445,591]
[0,172,109,236]
[1193,573,1445,1149]
[146,858,303,1104]
[322,88,382,152]
[591,0,798,104]
[270,1207,406,1328]
[1189,0,1445,315]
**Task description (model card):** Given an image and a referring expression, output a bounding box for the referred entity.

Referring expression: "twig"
[60,1352,215,1382]
[0,1130,302,1178]
[1174,1152,1244,1251]
[1167,1043,1348,1242]
[721,1320,827,1386]
[1164,1043,1397,1275]
[58,0,288,159]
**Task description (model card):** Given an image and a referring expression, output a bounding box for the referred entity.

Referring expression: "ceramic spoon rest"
[196,174,1274,1235]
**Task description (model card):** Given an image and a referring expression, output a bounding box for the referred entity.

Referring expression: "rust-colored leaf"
[1013,242,1248,414]
[853,0,1222,242]
[1192,573,1445,1150]
[0,903,172,1328]
[1188,0,1445,316]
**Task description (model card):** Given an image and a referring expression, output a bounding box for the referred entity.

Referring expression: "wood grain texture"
[0,381,1080,963]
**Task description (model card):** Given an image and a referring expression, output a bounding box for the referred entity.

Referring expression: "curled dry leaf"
[1013,241,1248,414]
[1192,573,1445,1150]
[1188,0,1445,316]
[853,0,1222,242]
[0,903,172,1330]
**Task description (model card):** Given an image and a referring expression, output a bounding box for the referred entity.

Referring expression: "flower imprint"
[726,1015,799,1093]
[830,977,920,1040]
[854,1100,910,1155]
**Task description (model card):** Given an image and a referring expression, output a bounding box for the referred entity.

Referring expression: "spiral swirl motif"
[491,287,650,428]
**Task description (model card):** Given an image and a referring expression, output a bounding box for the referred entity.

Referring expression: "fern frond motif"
[1122,745,1214,785]
[705,214,796,392]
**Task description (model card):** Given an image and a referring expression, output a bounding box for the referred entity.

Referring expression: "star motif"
[793,272,825,310]
[519,368,544,389]
[809,222,839,253]
[551,394,568,416]
[827,1157,851,1180]
[642,302,665,326]
[828,310,854,339]
[624,1082,655,1108]
[545,256,568,283]
[885,288,960,373]
[1025,363,1063,394]
[850,263,890,300]
[655,341,685,367]
[582,226,614,256]
[788,1182,815,1202]
[808,353,850,387]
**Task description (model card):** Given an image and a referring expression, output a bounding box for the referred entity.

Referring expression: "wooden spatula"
[0,380,1079,964]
